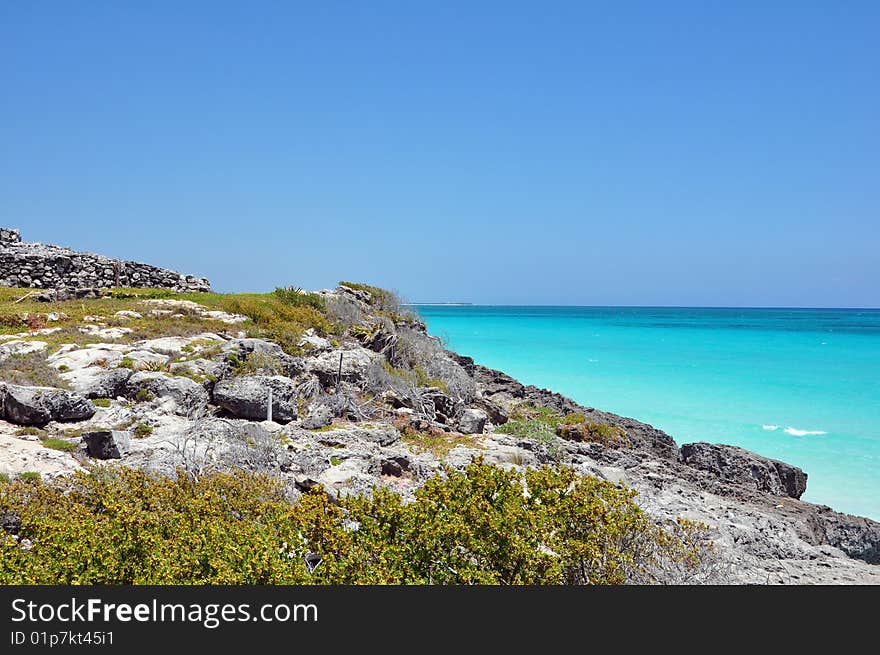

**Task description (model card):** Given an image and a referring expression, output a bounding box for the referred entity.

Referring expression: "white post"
[267,387,273,423]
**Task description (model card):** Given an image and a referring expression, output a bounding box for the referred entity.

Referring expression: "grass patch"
[0,351,68,388]
[403,431,482,458]
[133,424,154,439]
[92,398,112,408]
[219,294,330,355]
[16,471,40,484]
[272,286,325,310]
[14,427,46,438]
[41,437,78,452]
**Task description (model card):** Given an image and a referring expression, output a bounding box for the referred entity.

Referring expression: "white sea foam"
[762,424,780,431]
[784,427,827,437]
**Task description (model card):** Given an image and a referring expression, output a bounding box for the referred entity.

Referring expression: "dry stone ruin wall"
[0,228,211,292]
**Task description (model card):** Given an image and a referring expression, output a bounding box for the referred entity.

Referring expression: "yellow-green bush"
[220,295,331,354]
[556,422,628,447]
[0,461,712,585]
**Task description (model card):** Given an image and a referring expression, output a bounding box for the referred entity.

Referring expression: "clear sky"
[1,2,877,306]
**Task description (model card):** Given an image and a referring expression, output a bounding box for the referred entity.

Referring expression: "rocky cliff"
[0,263,878,583]
[0,228,211,293]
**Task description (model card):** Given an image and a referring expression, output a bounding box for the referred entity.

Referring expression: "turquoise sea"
[415,306,880,520]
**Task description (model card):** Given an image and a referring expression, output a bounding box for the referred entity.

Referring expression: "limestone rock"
[125,372,209,416]
[0,383,95,426]
[680,442,808,499]
[82,430,131,459]
[305,346,381,385]
[212,375,299,423]
[301,404,333,430]
[79,367,134,399]
[457,408,488,434]
[0,340,48,362]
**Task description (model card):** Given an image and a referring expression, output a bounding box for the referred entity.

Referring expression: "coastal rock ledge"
[680,442,808,499]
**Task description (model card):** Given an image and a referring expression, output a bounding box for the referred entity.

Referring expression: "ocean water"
[415,306,880,520]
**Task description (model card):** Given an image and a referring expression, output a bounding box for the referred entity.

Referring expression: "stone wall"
[0,228,211,292]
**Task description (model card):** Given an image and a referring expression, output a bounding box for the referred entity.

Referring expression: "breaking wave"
[783,427,827,437]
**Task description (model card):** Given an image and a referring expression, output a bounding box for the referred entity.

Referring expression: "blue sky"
[1,2,877,306]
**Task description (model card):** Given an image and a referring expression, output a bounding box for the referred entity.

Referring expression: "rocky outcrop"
[82,430,131,459]
[212,376,299,423]
[0,340,48,363]
[457,408,487,434]
[0,228,210,292]
[125,372,210,417]
[0,383,95,425]
[78,368,134,399]
[680,442,807,499]
[471,361,679,460]
[305,346,381,386]
[0,273,877,584]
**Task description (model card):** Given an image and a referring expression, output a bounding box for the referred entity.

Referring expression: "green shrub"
[133,424,153,439]
[118,357,135,369]
[509,404,562,425]
[272,286,325,310]
[0,462,714,585]
[556,422,628,446]
[92,398,112,408]
[135,389,156,403]
[229,351,285,377]
[15,471,40,484]
[0,473,9,485]
[220,295,330,355]
[562,413,587,425]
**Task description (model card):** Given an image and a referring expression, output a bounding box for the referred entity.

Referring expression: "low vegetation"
[0,461,716,584]
[133,423,154,438]
[401,429,482,458]
[497,404,628,448]
[0,352,68,388]
[220,294,331,354]
[556,421,628,446]
[40,437,77,452]
[496,403,561,441]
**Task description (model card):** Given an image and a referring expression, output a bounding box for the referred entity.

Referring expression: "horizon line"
[405,303,880,310]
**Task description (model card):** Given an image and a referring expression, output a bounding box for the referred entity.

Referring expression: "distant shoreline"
[410,304,880,311]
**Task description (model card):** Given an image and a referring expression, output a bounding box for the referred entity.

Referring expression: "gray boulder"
[82,430,131,459]
[457,408,488,434]
[305,347,380,385]
[125,371,209,416]
[0,383,95,426]
[301,404,333,430]
[212,375,299,423]
[80,368,133,399]
[680,442,808,499]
